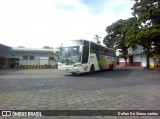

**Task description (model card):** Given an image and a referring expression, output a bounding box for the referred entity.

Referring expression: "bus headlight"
[74,64,81,67]
[58,63,62,67]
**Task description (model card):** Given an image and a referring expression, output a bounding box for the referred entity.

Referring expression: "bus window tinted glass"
[82,41,89,63]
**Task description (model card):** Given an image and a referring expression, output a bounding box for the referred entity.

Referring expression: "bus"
[57,39,116,74]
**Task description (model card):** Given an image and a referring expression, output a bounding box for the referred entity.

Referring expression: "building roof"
[12,47,54,53]
[0,44,12,50]
[0,43,56,53]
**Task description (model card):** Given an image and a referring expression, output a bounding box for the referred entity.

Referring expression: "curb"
[15,65,58,69]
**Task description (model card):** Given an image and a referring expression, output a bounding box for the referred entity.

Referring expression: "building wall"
[5,58,11,67]
[19,60,40,65]
[1,51,54,58]
[118,52,155,67]
[117,45,154,67]
[132,55,141,66]
[39,57,49,65]
[141,54,147,67]
[19,59,57,66]
[118,58,128,67]
[0,50,58,67]
[48,60,57,66]
[128,45,144,55]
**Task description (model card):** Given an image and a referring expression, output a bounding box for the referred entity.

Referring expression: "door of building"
[129,55,133,66]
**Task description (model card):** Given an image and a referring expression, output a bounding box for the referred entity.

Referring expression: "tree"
[104,17,137,66]
[43,46,52,49]
[130,0,160,68]
[132,0,160,25]
[18,46,25,48]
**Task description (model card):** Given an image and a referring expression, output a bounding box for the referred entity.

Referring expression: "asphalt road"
[0,67,160,119]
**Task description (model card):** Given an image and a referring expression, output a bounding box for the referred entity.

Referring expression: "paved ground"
[0,67,160,119]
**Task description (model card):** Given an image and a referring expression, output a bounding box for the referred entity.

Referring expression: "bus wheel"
[109,64,113,70]
[71,72,77,75]
[89,65,95,75]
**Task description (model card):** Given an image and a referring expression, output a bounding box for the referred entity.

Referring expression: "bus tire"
[71,72,77,75]
[89,65,95,75]
[109,64,113,70]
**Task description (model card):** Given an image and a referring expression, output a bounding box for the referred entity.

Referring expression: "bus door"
[82,40,89,71]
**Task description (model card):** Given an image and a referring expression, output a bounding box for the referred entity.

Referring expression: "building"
[117,45,157,67]
[0,44,58,68]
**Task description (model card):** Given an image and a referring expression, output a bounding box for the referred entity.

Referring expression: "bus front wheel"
[89,65,95,75]
[71,72,77,75]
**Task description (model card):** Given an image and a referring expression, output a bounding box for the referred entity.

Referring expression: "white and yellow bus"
[58,39,116,74]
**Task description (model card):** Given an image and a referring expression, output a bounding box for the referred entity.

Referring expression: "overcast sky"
[0,0,134,48]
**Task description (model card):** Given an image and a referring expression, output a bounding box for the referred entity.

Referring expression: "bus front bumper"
[58,66,82,74]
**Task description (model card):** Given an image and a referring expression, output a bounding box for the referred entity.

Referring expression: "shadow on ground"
[65,68,134,79]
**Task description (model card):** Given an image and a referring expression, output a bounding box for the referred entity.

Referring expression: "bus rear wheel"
[89,65,95,75]
[109,64,113,70]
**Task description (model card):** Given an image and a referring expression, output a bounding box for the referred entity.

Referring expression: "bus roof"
[70,39,115,51]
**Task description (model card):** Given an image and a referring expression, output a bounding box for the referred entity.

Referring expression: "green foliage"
[136,25,160,53]
[103,17,137,66]
[155,55,160,61]
[18,46,25,48]
[132,0,160,25]
[43,46,52,49]
[94,34,101,44]
[104,0,160,67]
[130,0,160,55]
[104,17,137,48]
[128,0,160,67]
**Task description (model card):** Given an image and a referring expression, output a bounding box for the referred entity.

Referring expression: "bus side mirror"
[79,45,83,54]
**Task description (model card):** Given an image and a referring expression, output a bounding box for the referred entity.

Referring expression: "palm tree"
[93,34,101,44]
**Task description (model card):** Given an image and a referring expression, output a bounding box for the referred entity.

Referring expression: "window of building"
[23,56,28,60]
[29,56,35,60]
[49,57,54,60]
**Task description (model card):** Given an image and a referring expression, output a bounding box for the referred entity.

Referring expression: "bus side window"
[82,41,89,63]
[90,42,96,53]
[90,42,93,53]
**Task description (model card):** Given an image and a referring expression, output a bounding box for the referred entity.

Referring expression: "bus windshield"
[59,46,81,64]
[59,39,83,64]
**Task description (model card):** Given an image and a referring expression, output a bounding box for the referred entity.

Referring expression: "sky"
[0,0,134,48]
